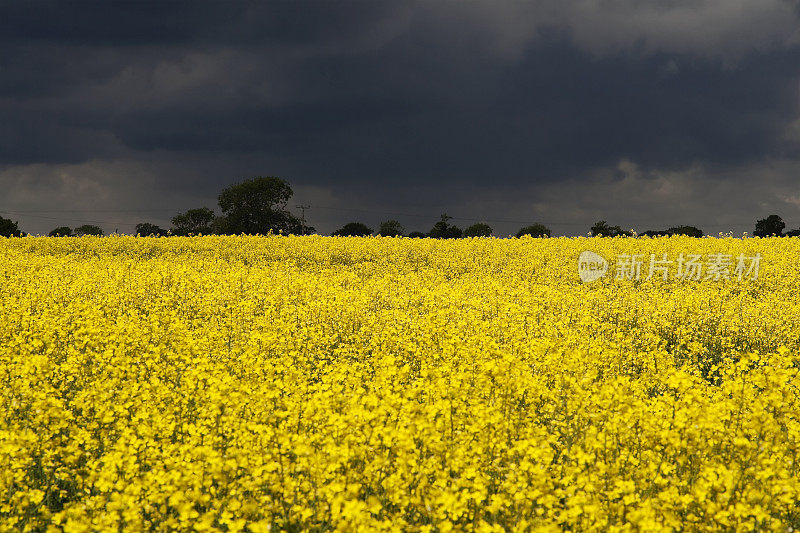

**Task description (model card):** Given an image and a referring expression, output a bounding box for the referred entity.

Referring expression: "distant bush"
[516,224,551,238]
[48,226,74,237]
[590,221,632,237]
[641,226,704,238]
[378,220,405,237]
[332,222,373,237]
[74,225,104,237]
[135,223,169,237]
[428,214,462,239]
[463,223,493,237]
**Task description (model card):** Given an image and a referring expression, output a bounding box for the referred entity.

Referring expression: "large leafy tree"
[753,215,785,237]
[0,216,24,237]
[218,176,302,235]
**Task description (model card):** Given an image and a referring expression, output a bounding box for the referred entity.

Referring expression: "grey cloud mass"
[1,0,800,236]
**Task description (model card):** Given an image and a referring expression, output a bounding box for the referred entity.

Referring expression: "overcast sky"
[2,0,800,236]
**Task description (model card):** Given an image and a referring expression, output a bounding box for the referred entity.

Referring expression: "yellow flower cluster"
[1,235,799,532]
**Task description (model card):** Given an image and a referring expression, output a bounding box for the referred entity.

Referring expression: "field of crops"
[1,235,799,531]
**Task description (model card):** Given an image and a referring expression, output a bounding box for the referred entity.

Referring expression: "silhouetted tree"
[464,223,493,237]
[218,176,302,235]
[785,228,800,237]
[135,223,168,237]
[669,226,703,237]
[74,225,104,236]
[332,222,373,236]
[378,220,405,237]
[172,207,215,236]
[591,221,610,236]
[48,226,73,237]
[408,231,426,238]
[428,214,462,238]
[0,216,24,237]
[753,215,785,237]
[641,226,704,237]
[590,220,633,237]
[516,223,551,238]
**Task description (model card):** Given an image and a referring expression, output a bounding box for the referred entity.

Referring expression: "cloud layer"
[2,1,800,235]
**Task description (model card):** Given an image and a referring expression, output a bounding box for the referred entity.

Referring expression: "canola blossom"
[1,235,799,532]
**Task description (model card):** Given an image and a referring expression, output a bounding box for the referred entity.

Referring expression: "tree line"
[0,176,799,239]
[587,214,800,238]
[331,216,552,239]
[0,177,313,238]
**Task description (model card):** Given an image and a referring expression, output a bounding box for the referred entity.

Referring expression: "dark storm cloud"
[2,1,800,235]
[0,1,401,46]
[107,42,800,186]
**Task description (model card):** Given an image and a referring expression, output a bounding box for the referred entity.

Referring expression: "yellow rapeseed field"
[1,235,798,532]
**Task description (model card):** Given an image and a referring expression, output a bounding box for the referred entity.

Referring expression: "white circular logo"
[578,251,608,282]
